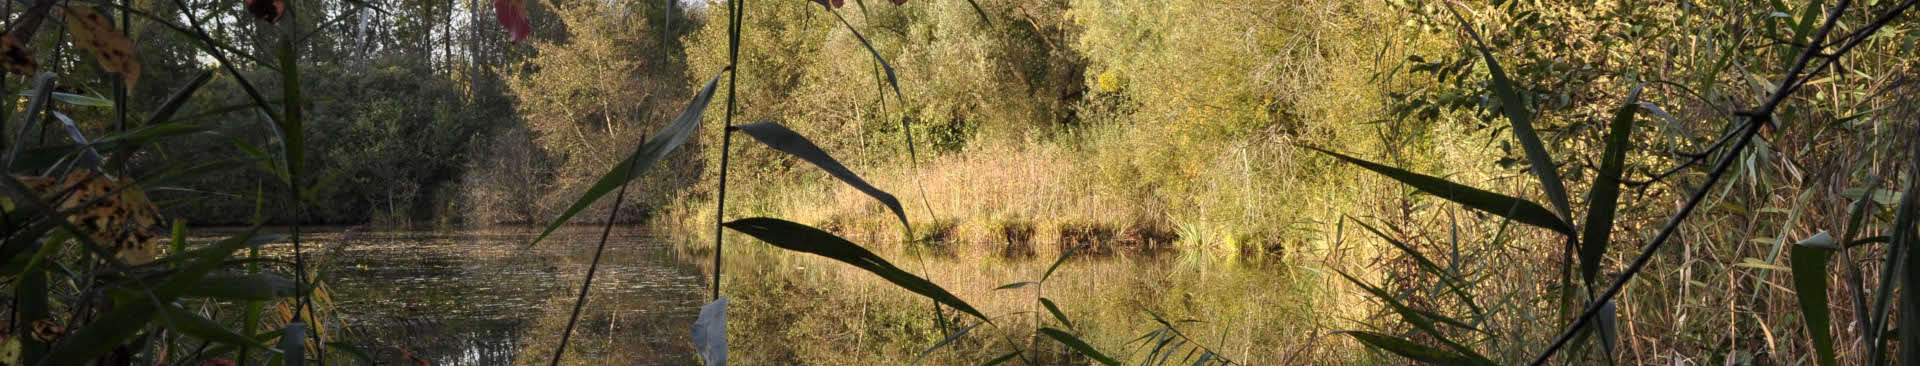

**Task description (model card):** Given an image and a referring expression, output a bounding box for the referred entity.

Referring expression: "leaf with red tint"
[494,0,531,42]
[0,34,36,76]
[244,0,284,23]
[890,0,905,4]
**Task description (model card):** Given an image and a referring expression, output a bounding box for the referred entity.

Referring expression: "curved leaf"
[826,10,900,100]
[1352,218,1482,315]
[1580,89,1641,286]
[1339,331,1491,365]
[993,281,1037,290]
[38,228,263,365]
[142,70,214,126]
[1037,327,1117,366]
[731,121,908,232]
[691,297,728,366]
[1308,147,1572,234]
[159,304,280,353]
[913,320,980,364]
[530,71,725,247]
[1040,297,1072,329]
[1043,243,1086,283]
[979,350,1021,366]
[1337,271,1486,355]
[721,217,983,319]
[1596,300,1619,358]
[13,91,112,108]
[7,72,57,170]
[1453,8,1570,220]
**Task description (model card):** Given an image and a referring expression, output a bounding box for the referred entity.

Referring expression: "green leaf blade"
[1457,10,1571,221]
[1580,90,1640,286]
[1037,327,1118,366]
[721,217,983,319]
[1308,147,1572,234]
[731,121,908,232]
[1789,243,1836,366]
[1339,331,1491,366]
[529,71,726,247]
[160,304,282,353]
[1040,297,1072,329]
[913,320,981,364]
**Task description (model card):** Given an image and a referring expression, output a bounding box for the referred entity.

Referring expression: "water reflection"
[301,227,704,365]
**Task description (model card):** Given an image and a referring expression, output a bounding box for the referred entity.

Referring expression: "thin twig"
[1529,0,1897,363]
[548,180,630,366]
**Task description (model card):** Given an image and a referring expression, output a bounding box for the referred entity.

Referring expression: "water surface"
[287,227,705,365]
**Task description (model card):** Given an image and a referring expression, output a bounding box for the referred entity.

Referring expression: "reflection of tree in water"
[319,228,703,365]
[512,289,701,365]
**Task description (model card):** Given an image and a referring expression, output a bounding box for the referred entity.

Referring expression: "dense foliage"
[0,0,1916,363]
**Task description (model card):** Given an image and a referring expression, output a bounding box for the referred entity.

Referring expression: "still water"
[288,227,706,365]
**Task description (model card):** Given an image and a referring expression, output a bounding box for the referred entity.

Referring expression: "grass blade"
[732,121,908,232]
[1307,147,1572,234]
[1891,149,1920,363]
[721,217,984,319]
[1451,7,1572,220]
[160,304,280,353]
[1037,327,1118,365]
[1352,217,1483,315]
[37,228,263,365]
[980,350,1021,366]
[141,70,213,126]
[993,281,1038,290]
[827,10,900,100]
[1043,243,1086,283]
[1580,89,1641,286]
[530,71,725,247]
[1040,297,1073,329]
[1595,300,1618,358]
[13,91,113,108]
[7,72,57,170]
[913,320,981,364]
[1337,271,1487,354]
[1338,331,1491,365]
[1790,233,1836,366]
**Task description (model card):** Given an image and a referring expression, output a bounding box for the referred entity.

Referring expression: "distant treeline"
[132,0,700,226]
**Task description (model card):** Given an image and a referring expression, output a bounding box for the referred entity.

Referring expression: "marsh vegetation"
[0,0,1918,364]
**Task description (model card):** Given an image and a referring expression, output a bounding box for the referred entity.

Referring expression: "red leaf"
[494,0,531,42]
[244,0,284,23]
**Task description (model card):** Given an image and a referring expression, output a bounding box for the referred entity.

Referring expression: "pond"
[272,226,707,365]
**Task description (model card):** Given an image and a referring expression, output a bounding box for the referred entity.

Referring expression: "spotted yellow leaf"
[18,170,165,265]
[0,335,18,366]
[63,6,139,86]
